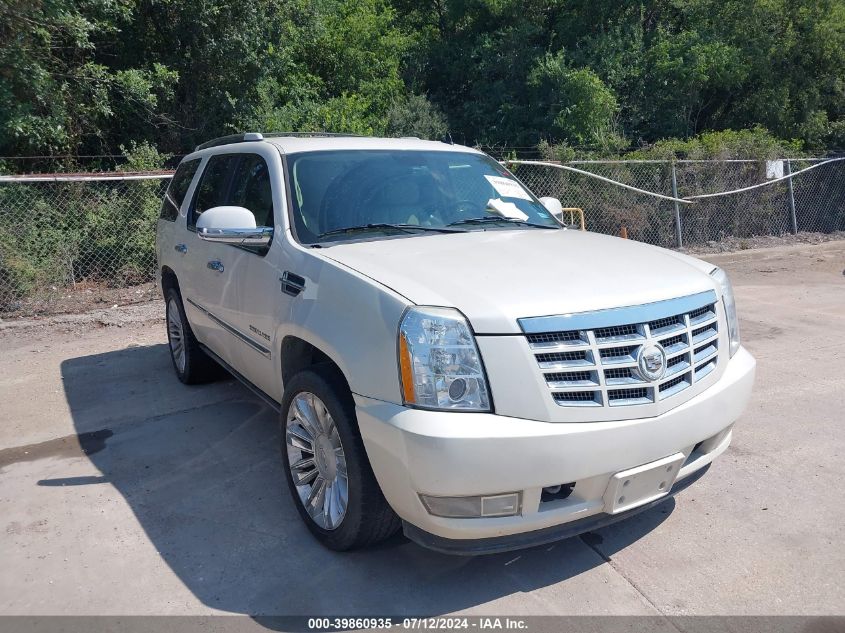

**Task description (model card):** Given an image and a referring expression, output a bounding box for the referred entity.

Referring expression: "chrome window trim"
[518,290,718,334]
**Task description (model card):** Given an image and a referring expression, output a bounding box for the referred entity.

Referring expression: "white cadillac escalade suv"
[155,133,756,554]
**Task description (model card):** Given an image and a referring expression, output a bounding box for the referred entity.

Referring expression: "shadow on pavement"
[57,344,672,617]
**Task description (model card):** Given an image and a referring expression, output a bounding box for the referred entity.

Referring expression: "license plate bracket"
[603,453,686,515]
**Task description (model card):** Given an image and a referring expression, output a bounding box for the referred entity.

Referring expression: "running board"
[199,344,281,413]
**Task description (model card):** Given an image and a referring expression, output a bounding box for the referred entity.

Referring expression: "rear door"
[156,157,202,290]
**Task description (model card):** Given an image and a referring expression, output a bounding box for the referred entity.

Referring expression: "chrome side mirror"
[196,206,273,246]
[198,226,273,245]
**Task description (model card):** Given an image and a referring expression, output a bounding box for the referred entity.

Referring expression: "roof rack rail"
[262,132,364,139]
[195,133,264,152]
[194,131,365,151]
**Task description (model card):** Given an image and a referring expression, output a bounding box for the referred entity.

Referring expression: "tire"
[164,287,220,384]
[280,366,400,550]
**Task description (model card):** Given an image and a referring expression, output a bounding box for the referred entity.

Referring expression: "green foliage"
[119,141,171,172]
[115,142,171,283]
[637,30,748,138]
[2,0,845,157]
[528,53,619,146]
[0,226,37,306]
[0,0,177,155]
[231,0,407,137]
[537,140,576,163]
[396,0,845,148]
[542,126,807,163]
[0,140,170,309]
[385,94,448,139]
[0,176,167,309]
[627,127,805,161]
[829,119,845,151]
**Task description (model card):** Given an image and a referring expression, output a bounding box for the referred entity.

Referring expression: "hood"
[319,229,718,334]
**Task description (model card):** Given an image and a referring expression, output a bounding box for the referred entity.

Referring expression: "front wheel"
[280,367,400,550]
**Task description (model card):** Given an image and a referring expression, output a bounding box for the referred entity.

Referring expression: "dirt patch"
[0,299,164,339]
[1,281,159,319]
[682,230,845,255]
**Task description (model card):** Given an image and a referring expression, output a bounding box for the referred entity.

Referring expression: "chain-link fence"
[0,173,171,315]
[509,158,845,248]
[1,159,844,316]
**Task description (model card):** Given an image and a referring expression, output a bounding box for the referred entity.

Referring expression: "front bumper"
[355,347,755,551]
[403,463,711,555]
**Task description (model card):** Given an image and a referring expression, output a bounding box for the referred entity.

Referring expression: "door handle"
[207,260,224,272]
[281,271,306,297]
[174,243,188,254]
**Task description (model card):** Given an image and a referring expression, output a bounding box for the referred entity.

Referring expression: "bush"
[385,94,448,139]
[626,127,804,161]
[0,229,37,308]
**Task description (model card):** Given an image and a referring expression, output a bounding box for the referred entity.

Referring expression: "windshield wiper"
[318,223,464,238]
[446,216,558,229]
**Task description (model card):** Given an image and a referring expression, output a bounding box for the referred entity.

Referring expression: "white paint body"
[155,136,756,544]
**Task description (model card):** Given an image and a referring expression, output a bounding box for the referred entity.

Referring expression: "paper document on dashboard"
[486,198,529,221]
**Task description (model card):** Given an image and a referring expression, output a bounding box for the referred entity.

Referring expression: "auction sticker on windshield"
[484,175,533,201]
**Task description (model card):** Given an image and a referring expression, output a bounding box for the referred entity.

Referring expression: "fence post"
[670,161,683,248]
[785,158,798,234]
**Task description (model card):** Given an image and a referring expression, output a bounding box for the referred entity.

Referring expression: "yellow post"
[560,207,586,230]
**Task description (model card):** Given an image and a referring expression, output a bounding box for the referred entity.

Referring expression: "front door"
[182,146,294,400]
[221,148,291,400]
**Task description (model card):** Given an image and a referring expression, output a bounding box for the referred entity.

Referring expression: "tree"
[2,0,845,161]
[0,0,176,156]
[229,0,409,137]
[528,53,619,146]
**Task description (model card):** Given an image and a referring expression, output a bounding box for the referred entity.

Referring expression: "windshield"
[285,150,559,243]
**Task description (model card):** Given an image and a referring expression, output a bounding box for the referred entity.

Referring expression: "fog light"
[420,492,521,518]
[481,493,521,517]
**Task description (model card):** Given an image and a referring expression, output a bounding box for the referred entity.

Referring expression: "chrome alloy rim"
[285,392,348,530]
[167,298,186,373]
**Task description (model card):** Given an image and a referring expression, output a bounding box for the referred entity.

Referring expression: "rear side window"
[159,159,200,221]
[231,154,274,227]
[189,154,239,227]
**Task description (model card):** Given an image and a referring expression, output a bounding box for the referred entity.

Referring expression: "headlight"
[711,267,740,357]
[398,306,491,411]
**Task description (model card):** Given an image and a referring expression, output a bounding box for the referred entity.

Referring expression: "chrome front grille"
[519,291,720,409]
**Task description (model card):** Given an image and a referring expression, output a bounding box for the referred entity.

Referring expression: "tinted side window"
[159,159,200,221]
[189,154,239,226]
[231,154,274,227]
